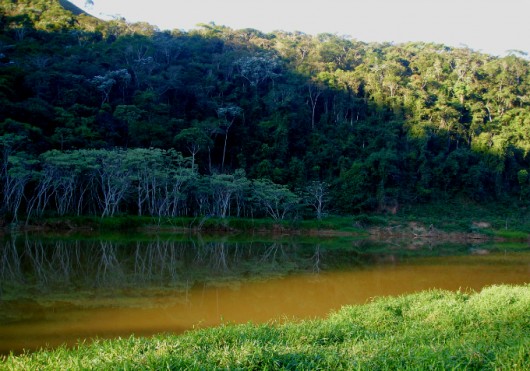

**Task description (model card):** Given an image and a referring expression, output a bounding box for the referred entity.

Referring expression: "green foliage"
[1,0,530,219]
[252,179,300,220]
[352,214,388,227]
[4,285,529,369]
[493,230,529,240]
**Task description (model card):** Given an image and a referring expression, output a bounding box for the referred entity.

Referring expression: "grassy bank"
[23,214,366,234]
[9,200,530,240]
[2,284,529,370]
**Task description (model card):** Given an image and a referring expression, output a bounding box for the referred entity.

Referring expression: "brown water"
[0,237,529,354]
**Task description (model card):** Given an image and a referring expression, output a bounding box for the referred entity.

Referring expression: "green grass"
[3,284,529,370]
[493,230,530,240]
[32,214,366,234]
[23,200,530,240]
[394,199,530,233]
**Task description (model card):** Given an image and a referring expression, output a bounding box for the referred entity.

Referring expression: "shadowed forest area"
[1,0,530,224]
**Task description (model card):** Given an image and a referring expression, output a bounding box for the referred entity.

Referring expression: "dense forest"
[1,0,530,223]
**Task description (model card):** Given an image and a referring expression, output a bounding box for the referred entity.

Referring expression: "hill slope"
[0,0,529,220]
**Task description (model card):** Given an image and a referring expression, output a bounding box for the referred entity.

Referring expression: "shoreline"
[3,284,529,369]
[2,215,528,243]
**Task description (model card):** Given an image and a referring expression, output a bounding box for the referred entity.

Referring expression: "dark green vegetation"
[3,285,529,369]
[1,0,530,225]
[2,5,529,366]
[30,197,530,238]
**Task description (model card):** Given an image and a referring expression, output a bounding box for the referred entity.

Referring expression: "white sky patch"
[69,0,530,57]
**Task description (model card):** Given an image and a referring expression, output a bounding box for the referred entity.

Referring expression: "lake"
[1,233,529,355]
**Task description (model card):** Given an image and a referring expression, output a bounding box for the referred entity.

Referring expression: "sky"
[69,0,530,57]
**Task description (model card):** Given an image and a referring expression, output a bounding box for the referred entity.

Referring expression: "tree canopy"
[1,0,529,222]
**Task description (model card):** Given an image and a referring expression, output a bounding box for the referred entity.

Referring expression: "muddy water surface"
[1,235,529,354]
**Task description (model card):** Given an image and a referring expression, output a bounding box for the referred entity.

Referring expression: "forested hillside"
[1,0,529,222]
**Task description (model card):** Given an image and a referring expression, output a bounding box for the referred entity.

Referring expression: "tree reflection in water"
[0,233,515,301]
[1,235,327,299]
